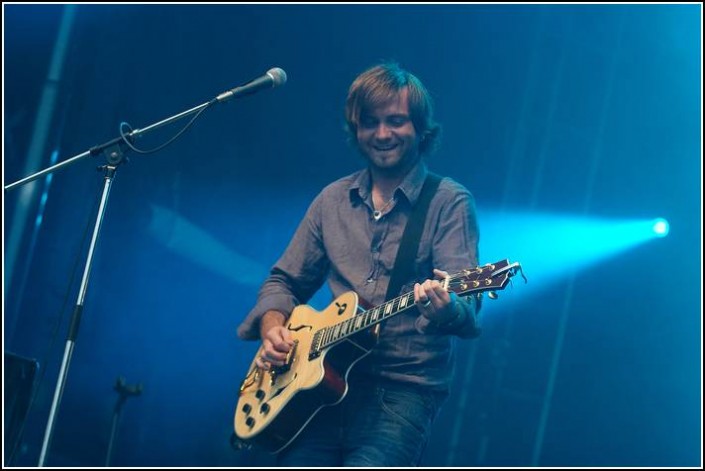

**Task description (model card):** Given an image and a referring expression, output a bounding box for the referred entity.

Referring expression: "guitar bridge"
[239,367,260,394]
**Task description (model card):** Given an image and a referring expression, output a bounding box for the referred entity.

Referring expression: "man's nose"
[374,124,392,139]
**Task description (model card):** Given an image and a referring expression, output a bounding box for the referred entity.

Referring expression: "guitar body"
[234,291,378,453]
[233,259,523,454]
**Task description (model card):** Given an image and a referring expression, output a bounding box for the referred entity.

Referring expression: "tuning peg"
[487,291,498,300]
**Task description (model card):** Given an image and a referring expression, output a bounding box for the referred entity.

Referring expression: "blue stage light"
[475,211,672,311]
[652,218,669,237]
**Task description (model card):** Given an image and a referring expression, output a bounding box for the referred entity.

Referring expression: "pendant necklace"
[373,197,395,221]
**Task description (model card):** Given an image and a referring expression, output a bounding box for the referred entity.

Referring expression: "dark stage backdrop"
[3,4,701,467]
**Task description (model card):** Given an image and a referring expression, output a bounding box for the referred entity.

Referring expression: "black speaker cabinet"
[4,351,39,465]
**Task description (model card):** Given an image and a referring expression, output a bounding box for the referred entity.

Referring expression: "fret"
[354,315,363,329]
[341,319,350,336]
[372,307,380,321]
[399,296,409,308]
[384,303,393,316]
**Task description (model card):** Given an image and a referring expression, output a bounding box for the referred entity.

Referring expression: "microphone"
[216,67,287,103]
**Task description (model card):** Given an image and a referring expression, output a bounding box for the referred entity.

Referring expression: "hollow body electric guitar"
[234,259,523,453]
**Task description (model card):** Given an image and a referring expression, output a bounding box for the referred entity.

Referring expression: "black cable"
[118,98,217,155]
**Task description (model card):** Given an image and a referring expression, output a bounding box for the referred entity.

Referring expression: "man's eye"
[388,117,409,127]
[360,118,377,129]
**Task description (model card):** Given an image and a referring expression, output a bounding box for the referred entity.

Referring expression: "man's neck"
[370,171,404,201]
[369,157,420,200]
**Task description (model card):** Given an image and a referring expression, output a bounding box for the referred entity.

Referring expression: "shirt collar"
[349,160,429,206]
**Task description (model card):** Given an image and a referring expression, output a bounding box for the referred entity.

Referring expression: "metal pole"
[38,165,117,466]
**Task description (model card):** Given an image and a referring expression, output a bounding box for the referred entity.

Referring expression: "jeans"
[276,378,446,467]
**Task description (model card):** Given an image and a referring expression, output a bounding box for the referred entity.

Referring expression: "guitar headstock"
[448,259,524,298]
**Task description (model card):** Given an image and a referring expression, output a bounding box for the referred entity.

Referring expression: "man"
[237,62,481,466]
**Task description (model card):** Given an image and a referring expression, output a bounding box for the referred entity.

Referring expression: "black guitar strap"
[385,172,442,301]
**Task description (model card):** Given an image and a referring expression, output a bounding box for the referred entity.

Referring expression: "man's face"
[356,88,420,173]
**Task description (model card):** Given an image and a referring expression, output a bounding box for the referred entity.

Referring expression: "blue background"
[3,4,701,467]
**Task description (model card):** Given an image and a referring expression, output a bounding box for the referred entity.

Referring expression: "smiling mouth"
[373,145,397,152]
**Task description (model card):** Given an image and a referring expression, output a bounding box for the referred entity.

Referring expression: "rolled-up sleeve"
[237,195,329,340]
[415,181,482,338]
[415,292,481,338]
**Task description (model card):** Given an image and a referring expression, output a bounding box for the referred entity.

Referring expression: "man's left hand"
[414,268,458,324]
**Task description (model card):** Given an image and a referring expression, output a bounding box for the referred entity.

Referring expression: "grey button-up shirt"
[237,161,481,391]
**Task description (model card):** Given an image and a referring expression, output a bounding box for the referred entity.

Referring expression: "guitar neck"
[309,260,521,355]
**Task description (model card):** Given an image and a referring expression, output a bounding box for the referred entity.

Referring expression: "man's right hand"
[256,310,294,369]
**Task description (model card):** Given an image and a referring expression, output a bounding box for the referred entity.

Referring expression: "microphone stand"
[105,376,143,467]
[4,97,217,467]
